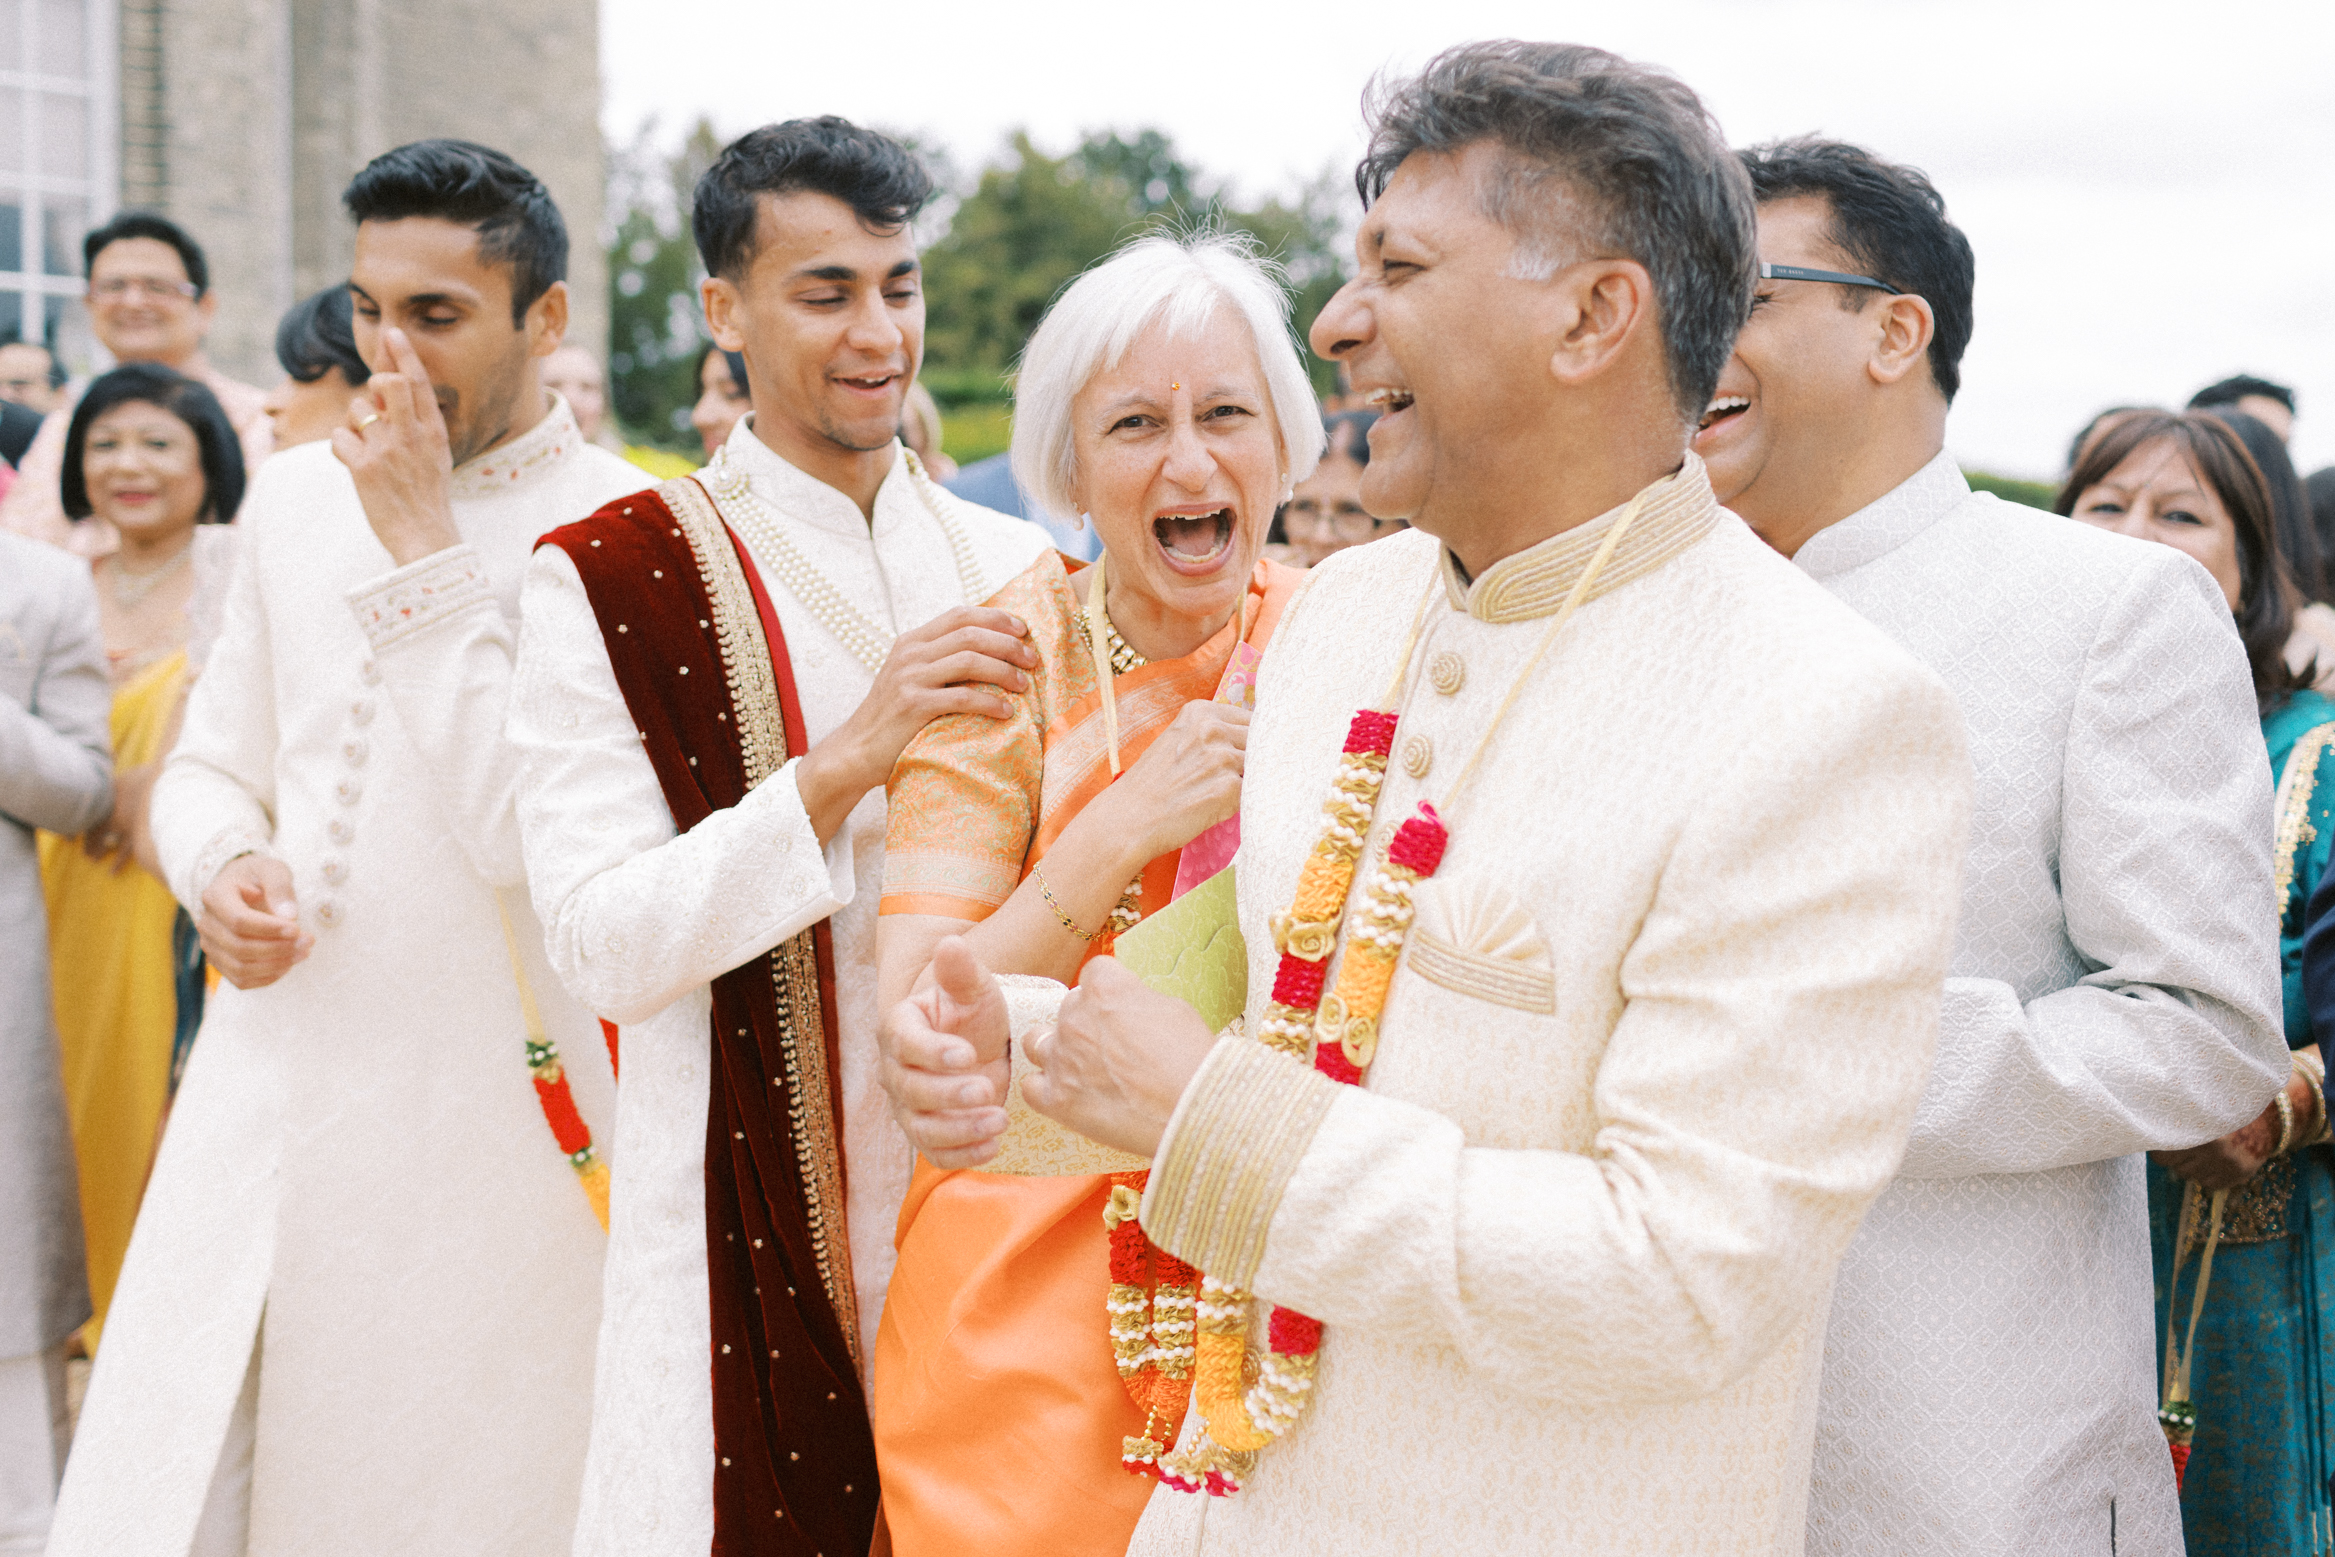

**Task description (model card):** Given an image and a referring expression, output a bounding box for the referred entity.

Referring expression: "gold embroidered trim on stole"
[1405,930,1558,1014]
[2217,1153,2296,1245]
[661,474,861,1365]
[1141,1036,1339,1287]
[2272,721,2335,918]
[1448,457,1722,624]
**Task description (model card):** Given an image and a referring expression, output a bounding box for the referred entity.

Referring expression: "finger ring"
[355,413,381,430]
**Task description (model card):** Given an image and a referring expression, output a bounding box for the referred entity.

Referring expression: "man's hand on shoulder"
[794,603,1035,842]
[197,853,313,989]
[333,327,461,568]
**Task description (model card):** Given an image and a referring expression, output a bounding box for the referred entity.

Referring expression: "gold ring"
[355,413,381,430]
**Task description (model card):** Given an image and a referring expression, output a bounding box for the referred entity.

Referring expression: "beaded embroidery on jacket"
[702,445,988,675]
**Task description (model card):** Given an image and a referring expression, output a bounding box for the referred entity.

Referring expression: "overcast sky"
[602,0,2335,481]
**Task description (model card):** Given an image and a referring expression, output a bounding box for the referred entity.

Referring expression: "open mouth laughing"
[1698,394,1750,434]
[1365,386,1416,415]
[1152,507,1235,574]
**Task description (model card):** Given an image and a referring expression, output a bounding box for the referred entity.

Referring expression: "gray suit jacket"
[1797,452,2287,1556]
[0,531,110,1357]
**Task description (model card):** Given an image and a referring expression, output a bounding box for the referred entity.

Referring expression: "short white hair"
[1010,231,1326,525]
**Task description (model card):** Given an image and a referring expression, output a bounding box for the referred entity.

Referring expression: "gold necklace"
[1073,604,1146,675]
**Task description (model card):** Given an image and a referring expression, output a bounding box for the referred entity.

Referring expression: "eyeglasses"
[91,277,200,302]
[1758,262,1903,296]
[1283,497,1385,542]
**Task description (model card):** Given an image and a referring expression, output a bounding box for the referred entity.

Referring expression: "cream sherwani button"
[334,778,362,806]
[315,899,342,928]
[1401,733,1433,779]
[360,659,381,686]
[341,738,368,767]
[1429,651,1465,695]
[320,859,347,885]
[327,818,354,845]
[350,698,374,725]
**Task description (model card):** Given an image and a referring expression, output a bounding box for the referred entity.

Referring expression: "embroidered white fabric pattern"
[347,545,496,651]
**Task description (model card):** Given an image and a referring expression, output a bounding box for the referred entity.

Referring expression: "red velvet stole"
[543,481,876,1557]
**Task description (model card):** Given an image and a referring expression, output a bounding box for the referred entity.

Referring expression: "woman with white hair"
[871,231,1321,1556]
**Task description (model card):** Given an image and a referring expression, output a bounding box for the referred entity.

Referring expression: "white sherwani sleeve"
[1141,657,1971,1408]
[507,544,855,1025]
[1900,550,2285,1177]
[347,545,534,889]
[153,525,282,909]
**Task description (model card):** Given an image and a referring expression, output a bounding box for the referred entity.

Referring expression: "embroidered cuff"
[183,826,278,911]
[347,544,496,650]
[979,976,1151,1176]
[1140,1035,1339,1287]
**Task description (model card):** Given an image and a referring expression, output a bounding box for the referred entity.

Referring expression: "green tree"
[920,130,1353,407]
[605,118,721,452]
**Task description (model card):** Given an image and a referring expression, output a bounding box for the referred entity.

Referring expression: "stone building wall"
[134,0,604,385]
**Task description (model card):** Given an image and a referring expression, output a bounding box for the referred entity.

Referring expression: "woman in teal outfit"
[2065,408,2335,1556]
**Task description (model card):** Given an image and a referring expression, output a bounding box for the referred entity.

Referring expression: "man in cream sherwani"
[1698,138,2286,1555]
[50,141,644,1557]
[507,119,1049,1556]
[883,44,1973,1557]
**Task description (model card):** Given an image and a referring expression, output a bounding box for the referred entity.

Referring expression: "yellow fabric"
[872,552,1300,1557]
[39,649,188,1349]
[621,444,697,481]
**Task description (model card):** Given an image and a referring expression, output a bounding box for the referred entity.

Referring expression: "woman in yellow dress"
[39,363,245,1346]
[872,233,1323,1557]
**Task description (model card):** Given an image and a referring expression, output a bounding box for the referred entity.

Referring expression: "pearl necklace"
[105,541,193,608]
[703,446,988,676]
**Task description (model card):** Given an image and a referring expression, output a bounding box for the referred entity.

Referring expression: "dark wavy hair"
[2203,407,2323,603]
[275,284,368,388]
[693,117,934,282]
[83,210,209,295]
[62,364,245,525]
[344,139,567,326]
[1354,41,1756,421]
[2056,409,2301,713]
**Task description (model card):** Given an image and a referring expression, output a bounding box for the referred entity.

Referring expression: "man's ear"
[701,276,748,353]
[526,279,570,358]
[195,289,220,334]
[1547,259,1653,389]
[1868,293,1935,389]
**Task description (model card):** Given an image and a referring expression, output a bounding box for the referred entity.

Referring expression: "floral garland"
[529,1035,612,1230]
[1152,489,1646,1497]
[1104,1174,1200,1478]
[1155,713,1449,1496]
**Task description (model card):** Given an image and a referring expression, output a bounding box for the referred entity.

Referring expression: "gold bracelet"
[2296,1053,2330,1148]
[1032,865,1099,943]
[2275,1086,2298,1157]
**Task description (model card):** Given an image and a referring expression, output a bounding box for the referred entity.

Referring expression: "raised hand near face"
[1021,956,1219,1160]
[333,326,461,568]
[879,934,1013,1169]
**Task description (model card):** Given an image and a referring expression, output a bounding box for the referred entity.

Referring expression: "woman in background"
[690,343,751,460]
[260,285,369,450]
[2065,408,2335,1557]
[38,364,244,1348]
[1268,408,1402,568]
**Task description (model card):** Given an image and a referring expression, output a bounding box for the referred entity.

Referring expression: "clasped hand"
[879,936,1220,1169]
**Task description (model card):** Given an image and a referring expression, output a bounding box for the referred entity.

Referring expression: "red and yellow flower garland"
[1105,1174,1200,1477]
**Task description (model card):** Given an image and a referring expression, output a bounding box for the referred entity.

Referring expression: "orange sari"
[874,551,1300,1557]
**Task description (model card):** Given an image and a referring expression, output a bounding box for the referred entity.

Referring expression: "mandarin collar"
[719,416,919,542]
[1792,449,1968,581]
[449,393,581,502]
[1439,453,1723,622]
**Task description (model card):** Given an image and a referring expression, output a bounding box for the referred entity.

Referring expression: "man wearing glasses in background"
[1698,136,2287,1554]
[1271,407,1406,569]
[0,213,273,556]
